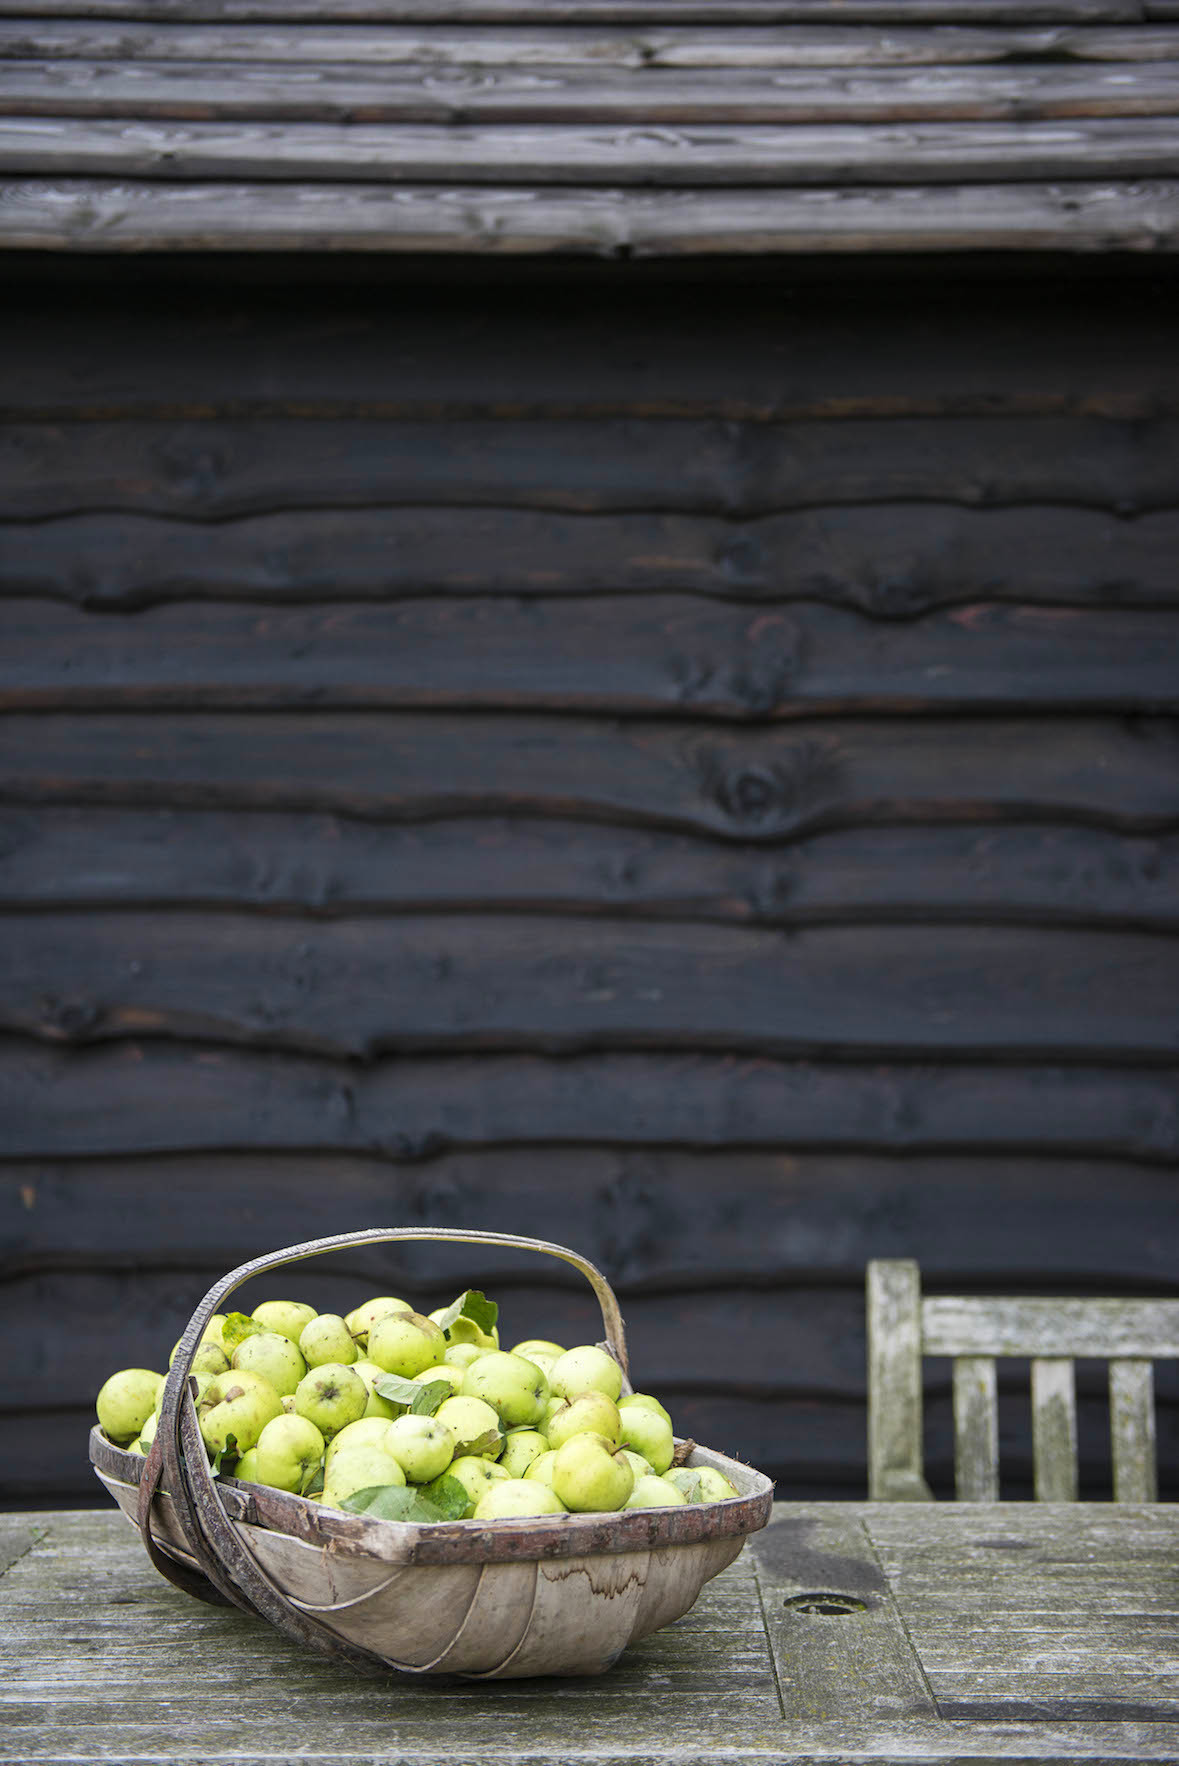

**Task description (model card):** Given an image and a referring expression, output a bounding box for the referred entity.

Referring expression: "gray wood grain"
[868,1260,933,1502]
[4,1505,1178,1765]
[0,0,1148,17]
[1,175,1176,253]
[1031,1357,1079,1501]
[6,57,1179,125]
[3,21,1175,70]
[953,1356,999,1501]
[1110,1359,1158,1502]
[749,1506,939,1717]
[4,114,1179,185]
[923,1296,1179,1358]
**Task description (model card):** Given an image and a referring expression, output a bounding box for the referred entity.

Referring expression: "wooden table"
[3,1503,1177,1764]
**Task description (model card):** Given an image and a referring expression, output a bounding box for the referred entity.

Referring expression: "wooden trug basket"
[90,1227,774,1679]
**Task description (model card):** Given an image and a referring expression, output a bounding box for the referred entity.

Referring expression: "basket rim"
[92,1424,774,1566]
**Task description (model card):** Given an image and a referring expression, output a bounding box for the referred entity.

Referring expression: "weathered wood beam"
[0,1,1149,24]
[5,58,1177,123]
[3,116,1179,186]
[1,21,1176,68]
[1,177,1175,253]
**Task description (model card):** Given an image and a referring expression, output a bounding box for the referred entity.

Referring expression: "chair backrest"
[867,1259,1179,1502]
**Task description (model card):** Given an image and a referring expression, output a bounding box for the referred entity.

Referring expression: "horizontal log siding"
[2,263,1176,1504]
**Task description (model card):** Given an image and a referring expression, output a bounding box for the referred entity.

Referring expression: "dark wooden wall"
[1,254,1176,1506]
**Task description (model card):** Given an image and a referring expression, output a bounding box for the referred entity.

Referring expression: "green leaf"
[372,1373,424,1412]
[410,1381,453,1417]
[341,1475,470,1524]
[221,1311,263,1351]
[304,1466,325,1496]
[435,1290,498,1339]
[452,1427,502,1459]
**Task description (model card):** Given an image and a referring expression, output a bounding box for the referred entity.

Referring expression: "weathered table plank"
[3,1504,1177,1764]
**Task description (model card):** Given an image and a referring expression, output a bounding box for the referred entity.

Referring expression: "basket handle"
[138,1228,630,1666]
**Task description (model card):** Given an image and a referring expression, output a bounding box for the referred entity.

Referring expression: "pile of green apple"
[95,1289,740,1522]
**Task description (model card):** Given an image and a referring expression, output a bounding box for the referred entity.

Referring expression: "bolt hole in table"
[2,1502,1177,1764]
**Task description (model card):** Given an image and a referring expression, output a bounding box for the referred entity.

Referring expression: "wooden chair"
[867,1259,1178,1502]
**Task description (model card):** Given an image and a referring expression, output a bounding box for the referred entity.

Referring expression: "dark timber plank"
[1,177,1175,254]
[5,599,1179,715]
[5,1151,1176,1291]
[3,116,1179,187]
[1,713,1175,839]
[2,912,1176,1058]
[5,416,1177,517]
[1,22,1174,70]
[4,810,1176,929]
[4,1044,1178,1161]
[5,59,1178,123]
[4,285,1174,421]
[7,508,1178,614]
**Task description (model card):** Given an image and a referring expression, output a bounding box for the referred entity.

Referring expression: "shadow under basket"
[89,1227,774,1680]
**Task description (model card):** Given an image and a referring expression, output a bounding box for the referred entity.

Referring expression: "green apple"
[618,1448,654,1483]
[549,1345,623,1404]
[97,1368,165,1445]
[154,1368,214,1414]
[548,1391,622,1452]
[696,1466,740,1502]
[321,1444,406,1507]
[443,1342,488,1372]
[251,1301,317,1346]
[344,1297,413,1348]
[434,1395,503,1458]
[461,1351,549,1428]
[524,1450,559,1489]
[254,1414,326,1495]
[661,1467,702,1502]
[618,1404,674,1474]
[498,1429,550,1479]
[281,1394,296,1414]
[198,1370,284,1456]
[325,1416,401,1470]
[351,1359,399,1420]
[182,1340,231,1378]
[299,1314,358,1368]
[294,1363,369,1441]
[542,1394,566,1431]
[232,1331,307,1397]
[433,1308,499,1353]
[444,1455,511,1515]
[625,1474,687,1509]
[384,1414,455,1483]
[232,1446,260,1483]
[132,1410,160,1455]
[551,1434,634,1513]
[367,1311,446,1378]
[511,1339,565,1361]
[413,1363,466,1395]
[620,1391,673,1428]
[474,1479,566,1519]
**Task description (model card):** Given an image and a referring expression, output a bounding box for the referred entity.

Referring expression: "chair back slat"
[867,1259,933,1502]
[1110,1359,1157,1503]
[1031,1357,1078,1501]
[922,1297,1179,1360]
[952,1356,998,1502]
